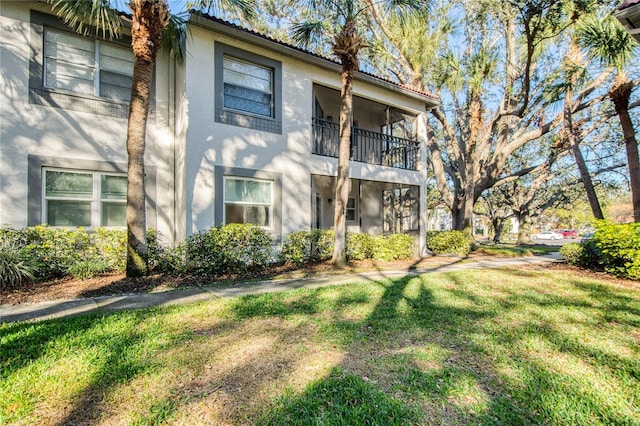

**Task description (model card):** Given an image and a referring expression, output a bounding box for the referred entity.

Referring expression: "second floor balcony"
[312,117,420,171]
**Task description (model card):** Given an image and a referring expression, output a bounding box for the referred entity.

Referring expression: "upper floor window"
[214,43,282,134]
[43,169,126,228]
[44,28,133,102]
[223,55,274,118]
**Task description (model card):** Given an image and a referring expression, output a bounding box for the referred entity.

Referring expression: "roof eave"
[188,13,439,108]
[616,4,640,42]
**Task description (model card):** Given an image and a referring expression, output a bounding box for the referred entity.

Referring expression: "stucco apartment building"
[0,1,439,254]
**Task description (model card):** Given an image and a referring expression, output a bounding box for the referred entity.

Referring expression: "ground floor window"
[43,169,126,227]
[223,177,273,227]
[383,186,419,233]
[346,197,356,222]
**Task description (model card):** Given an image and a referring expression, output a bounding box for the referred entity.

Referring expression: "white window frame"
[43,27,133,102]
[42,168,127,229]
[223,176,274,228]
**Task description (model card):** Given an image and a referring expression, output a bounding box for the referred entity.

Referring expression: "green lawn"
[472,243,560,257]
[1,266,639,425]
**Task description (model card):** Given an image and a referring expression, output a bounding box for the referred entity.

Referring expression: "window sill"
[215,108,282,134]
[29,87,131,119]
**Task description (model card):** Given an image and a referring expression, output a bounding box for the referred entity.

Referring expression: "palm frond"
[576,15,636,70]
[51,0,123,39]
[162,14,188,63]
[187,0,258,20]
[290,21,326,48]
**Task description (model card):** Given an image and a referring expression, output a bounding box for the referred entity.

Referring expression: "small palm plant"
[0,240,35,290]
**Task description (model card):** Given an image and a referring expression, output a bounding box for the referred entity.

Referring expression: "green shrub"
[280,229,334,265]
[280,231,312,265]
[0,225,129,282]
[66,259,111,280]
[310,229,334,261]
[281,230,416,264]
[372,233,416,261]
[346,233,374,260]
[147,229,186,273]
[183,224,274,275]
[426,230,471,256]
[591,221,640,279]
[0,240,35,289]
[560,243,583,265]
[92,227,126,271]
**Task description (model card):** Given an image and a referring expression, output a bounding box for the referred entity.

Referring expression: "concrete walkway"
[0,253,562,324]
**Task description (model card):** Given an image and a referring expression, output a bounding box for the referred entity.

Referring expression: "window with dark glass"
[44,169,126,227]
[346,198,356,222]
[44,28,133,101]
[224,177,273,227]
[223,55,274,117]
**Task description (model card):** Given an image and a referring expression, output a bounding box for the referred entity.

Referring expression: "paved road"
[0,253,562,324]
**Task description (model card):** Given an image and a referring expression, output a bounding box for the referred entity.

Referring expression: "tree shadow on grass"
[3,268,639,424]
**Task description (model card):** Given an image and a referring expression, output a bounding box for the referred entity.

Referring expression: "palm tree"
[577,15,640,222]
[52,0,254,277]
[562,41,605,220]
[290,0,430,266]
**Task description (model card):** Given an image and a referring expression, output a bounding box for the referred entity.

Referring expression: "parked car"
[532,230,564,240]
[559,229,578,238]
[581,232,594,243]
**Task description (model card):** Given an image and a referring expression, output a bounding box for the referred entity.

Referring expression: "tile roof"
[190,11,439,102]
[619,0,640,10]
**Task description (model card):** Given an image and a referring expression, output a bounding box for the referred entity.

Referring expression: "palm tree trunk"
[332,67,354,267]
[126,57,152,277]
[126,0,169,277]
[331,19,362,267]
[610,76,640,222]
[564,74,604,220]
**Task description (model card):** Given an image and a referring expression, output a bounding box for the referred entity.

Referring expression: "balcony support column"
[416,112,429,256]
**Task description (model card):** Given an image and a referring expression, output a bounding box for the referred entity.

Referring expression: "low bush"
[426,230,471,256]
[280,230,416,264]
[372,233,416,261]
[591,221,640,279]
[560,243,583,265]
[0,225,126,282]
[280,229,334,265]
[346,233,374,260]
[147,229,185,273]
[66,259,111,280]
[183,224,274,275]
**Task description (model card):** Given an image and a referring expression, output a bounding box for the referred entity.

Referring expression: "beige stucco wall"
[0,1,177,245]
[182,19,431,251]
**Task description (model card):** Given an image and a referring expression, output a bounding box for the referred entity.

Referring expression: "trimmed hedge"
[279,229,334,265]
[562,221,640,280]
[426,230,471,256]
[180,224,274,276]
[592,221,640,279]
[280,230,416,264]
[0,225,126,281]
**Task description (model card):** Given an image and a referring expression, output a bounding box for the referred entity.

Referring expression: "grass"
[472,243,559,257]
[1,265,639,425]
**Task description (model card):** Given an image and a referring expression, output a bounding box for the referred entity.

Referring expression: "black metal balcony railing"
[312,117,419,171]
